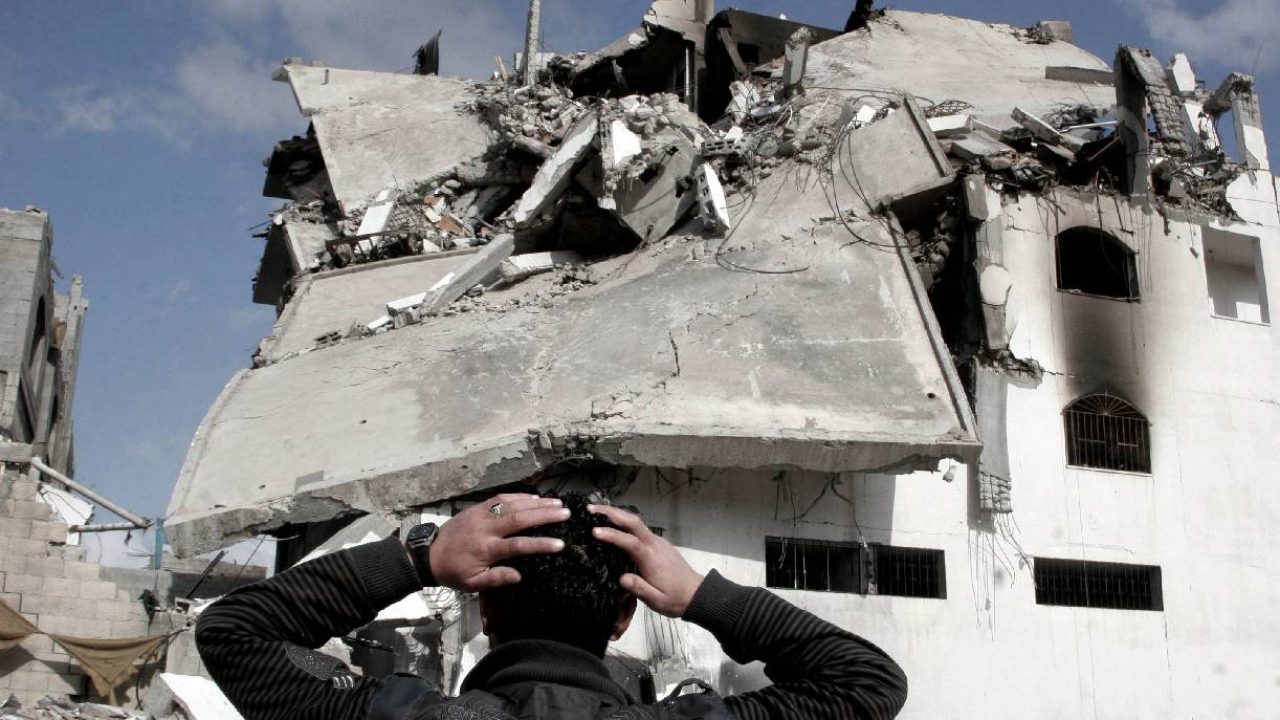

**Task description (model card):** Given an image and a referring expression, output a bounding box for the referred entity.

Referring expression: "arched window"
[1055,227,1139,300]
[1063,394,1151,473]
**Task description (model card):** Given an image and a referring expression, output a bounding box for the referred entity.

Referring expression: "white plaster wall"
[594,186,1280,719]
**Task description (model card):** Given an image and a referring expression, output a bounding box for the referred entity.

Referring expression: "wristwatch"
[404,522,439,587]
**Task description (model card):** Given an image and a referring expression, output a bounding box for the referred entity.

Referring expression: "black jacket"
[196,536,908,719]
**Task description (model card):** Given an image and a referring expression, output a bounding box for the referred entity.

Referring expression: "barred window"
[1034,558,1163,611]
[1063,394,1151,473]
[1056,227,1139,300]
[765,537,946,599]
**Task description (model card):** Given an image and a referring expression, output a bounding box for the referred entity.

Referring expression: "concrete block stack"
[0,473,152,706]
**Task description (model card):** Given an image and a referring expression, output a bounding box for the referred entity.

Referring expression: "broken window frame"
[764,537,946,599]
[1033,557,1163,611]
[1201,227,1271,326]
[1054,227,1141,301]
[1062,393,1152,475]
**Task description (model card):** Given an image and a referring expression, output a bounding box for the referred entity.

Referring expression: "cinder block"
[8,537,50,555]
[76,617,111,638]
[3,572,43,594]
[30,556,65,578]
[59,545,86,562]
[43,576,79,598]
[94,599,138,622]
[0,591,22,609]
[80,579,117,601]
[62,560,100,582]
[0,517,33,537]
[21,593,83,616]
[7,480,40,501]
[4,499,55,521]
[36,613,78,635]
[111,619,147,637]
[29,520,69,542]
[19,632,54,653]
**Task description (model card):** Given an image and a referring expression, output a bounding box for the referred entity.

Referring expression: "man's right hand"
[589,504,706,618]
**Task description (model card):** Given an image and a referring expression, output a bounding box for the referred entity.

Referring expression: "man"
[197,493,908,719]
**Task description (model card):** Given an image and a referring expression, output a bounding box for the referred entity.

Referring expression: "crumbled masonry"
[169,2,1274,552]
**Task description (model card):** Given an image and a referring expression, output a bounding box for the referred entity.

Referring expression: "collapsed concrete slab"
[276,64,491,213]
[167,220,979,555]
[805,11,1116,132]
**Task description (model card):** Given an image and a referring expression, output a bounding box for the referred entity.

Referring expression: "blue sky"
[0,0,1274,557]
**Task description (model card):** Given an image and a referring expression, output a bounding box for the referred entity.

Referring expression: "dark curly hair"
[481,493,632,656]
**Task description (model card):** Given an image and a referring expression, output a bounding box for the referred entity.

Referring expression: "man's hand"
[589,504,705,618]
[429,493,568,592]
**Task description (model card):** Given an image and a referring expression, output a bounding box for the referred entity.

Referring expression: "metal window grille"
[765,537,861,593]
[871,545,947,599]
[1064,394,1152,473]
[765,538,946,598]
[1033,558,1163,611]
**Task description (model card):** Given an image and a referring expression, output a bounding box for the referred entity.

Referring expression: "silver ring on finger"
[488,502,503,518]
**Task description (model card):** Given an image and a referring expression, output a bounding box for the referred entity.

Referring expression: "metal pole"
[69,522,142,533]
[30,456,150,529]
[523,0,542,86]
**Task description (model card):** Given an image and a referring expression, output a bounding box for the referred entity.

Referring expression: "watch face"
[407,522,438,546]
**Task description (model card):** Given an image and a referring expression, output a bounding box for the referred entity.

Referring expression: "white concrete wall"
[591,184,1280,719]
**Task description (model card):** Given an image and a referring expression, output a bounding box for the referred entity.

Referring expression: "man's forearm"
[684,571,908,720]
[196,536,423,720]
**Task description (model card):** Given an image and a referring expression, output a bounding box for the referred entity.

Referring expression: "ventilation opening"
[1063,393,1151,473]
[765,537,946,599]
[1055,227,1139,300]
[1034,558,1163,611]
[1203,228,1270,324]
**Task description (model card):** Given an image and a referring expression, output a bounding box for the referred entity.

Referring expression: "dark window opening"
[765,537,946,599]
[871,545,947,599]
[1064,393,1151,473]
[1055,227,1139,300]
[1034,558,1163,611]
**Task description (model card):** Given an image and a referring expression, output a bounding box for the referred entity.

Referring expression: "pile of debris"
[0,696,139,720]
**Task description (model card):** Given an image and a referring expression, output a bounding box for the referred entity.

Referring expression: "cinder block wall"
[0,471,153,705]
[0,209,53,441]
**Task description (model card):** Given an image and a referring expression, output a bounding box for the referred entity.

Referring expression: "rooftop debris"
[174,2,1272,551]
[0,695,141,720]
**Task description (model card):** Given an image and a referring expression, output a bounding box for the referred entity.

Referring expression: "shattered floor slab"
[278,64,492,213]
[168,224,979,555]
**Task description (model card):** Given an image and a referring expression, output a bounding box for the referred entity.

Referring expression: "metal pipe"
[30,456,150,529]
[69,522,141,533]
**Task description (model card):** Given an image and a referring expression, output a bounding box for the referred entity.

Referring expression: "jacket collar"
[461,639,634,706]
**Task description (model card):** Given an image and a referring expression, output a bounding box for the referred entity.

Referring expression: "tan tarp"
[0,598,170,702]
[53,634,170,703]
[0,597,39,652]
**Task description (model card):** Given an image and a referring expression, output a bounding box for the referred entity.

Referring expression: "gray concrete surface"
[167,217,979,555]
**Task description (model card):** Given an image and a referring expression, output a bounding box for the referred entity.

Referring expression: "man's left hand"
[427,493,568,592]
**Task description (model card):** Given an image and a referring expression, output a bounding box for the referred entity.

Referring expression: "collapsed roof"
[167,4,1268,554]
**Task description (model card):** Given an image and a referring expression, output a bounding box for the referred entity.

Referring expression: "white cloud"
[175,38,297,134]
[1125,0,1279,73]
[50,85,191,144]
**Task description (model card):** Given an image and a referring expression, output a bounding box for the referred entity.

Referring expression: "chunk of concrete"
[928,114,972,137]
[607,120,643,167]
[514,111,600,227]
[696,164,731,233]
[421,234,514,315]
[499,251,585,284]
[356,189,396,238]
[615,133,701,241]
[839,96,954,210]
[144,673,244,720]
[951,133,1017,164]
[278,65,490,214]
[1012,106,1084,152]
[1167,53,1197,95]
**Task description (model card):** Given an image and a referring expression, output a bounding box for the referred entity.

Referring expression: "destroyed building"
[0,209,267,715]
[165,3,1279,717]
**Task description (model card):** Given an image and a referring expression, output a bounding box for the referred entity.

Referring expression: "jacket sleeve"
[683,570,908,720]
[195,535,432,720]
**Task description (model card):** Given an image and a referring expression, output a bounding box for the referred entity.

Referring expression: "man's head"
[479,493,637,656]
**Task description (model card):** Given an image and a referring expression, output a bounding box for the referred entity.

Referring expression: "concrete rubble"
[139,3,1280,705]
[174,0,1275,554]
